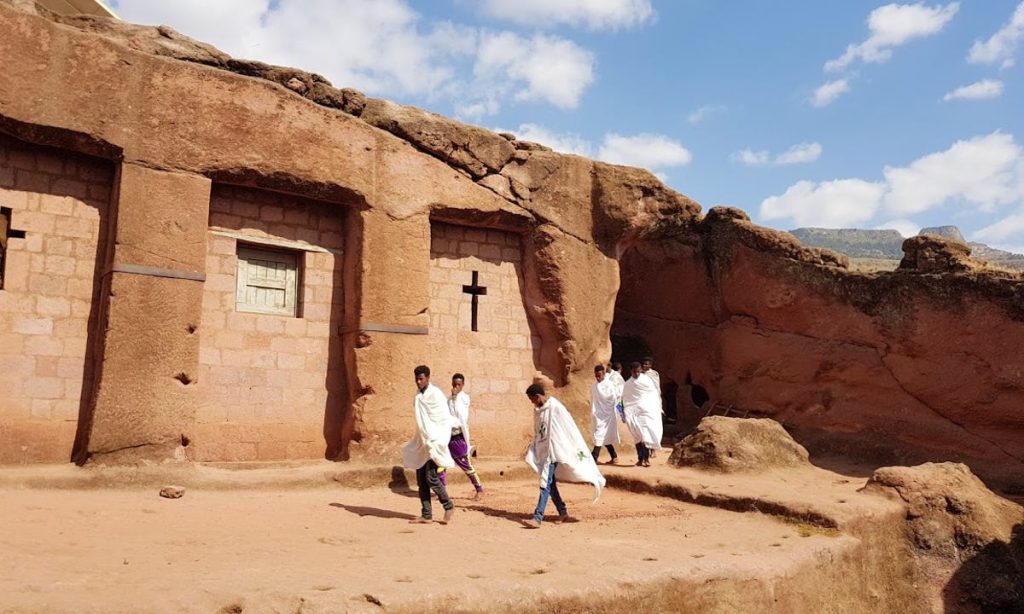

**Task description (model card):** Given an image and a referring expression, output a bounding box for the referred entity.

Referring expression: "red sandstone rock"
[159,485,185,499]
[0,1,1021,490]
[669,417,810,472]
[862,463,1024,612]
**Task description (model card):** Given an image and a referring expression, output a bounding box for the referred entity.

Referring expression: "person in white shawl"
[440,373,484,499]
[622,361,663,467]
[401,365,457,524]
[590,365,621,464]
[523,383,606,528]
[607,362,626,422]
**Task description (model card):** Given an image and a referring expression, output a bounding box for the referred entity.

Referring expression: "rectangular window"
[0,207,10,290]
[235,244,301,316]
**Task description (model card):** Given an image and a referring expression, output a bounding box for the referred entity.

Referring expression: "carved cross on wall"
[0,207,26,290]
[461,270,488,332]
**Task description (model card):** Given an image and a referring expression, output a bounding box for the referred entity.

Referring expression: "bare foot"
[441,507,455,525]
[523,519,541,529]
[472,490,484,501]
[409,517,432,524]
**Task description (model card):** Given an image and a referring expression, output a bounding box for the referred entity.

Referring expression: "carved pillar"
[78,163,210,463]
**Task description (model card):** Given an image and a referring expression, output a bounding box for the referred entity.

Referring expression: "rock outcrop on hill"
[790,225,1024,270]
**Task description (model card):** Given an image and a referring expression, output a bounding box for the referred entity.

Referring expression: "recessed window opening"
[235,243,302,317]
[0,206,27,290]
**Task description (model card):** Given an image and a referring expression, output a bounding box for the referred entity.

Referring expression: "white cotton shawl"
[401,383,456,470]
[607,370,626,399]
[622,373,663,450]
[525,396,606,502]
[448,390,473,452]
[590,378,621,446]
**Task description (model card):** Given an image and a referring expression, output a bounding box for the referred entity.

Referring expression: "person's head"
[413,365,431,391]
[610,361,622,373]
[641,357,653,371]
[630,361,642,378]
[593,364,606,382]
[525,383,547,407]
[451,373,465,394]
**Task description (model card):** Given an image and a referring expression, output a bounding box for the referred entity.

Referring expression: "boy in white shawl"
[523,383,606,528]
[590,365,620,464]
[401,365,457,524]
[440,373,484,498]
[622,362,663,467]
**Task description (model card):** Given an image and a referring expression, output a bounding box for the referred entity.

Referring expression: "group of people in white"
[589,358,664,468]
[401,358,664,528]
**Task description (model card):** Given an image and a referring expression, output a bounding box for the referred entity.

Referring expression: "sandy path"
[0,480,851,613]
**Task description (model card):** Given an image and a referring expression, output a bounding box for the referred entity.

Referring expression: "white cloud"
[760,179,886,227]
[876,219,921,238]
[968,1,1024,66]
[825,2,960,72]
[597,133,692,169]
[942,79,1005,102]
[760,132,1024,230]
[112,0,598,118]
[500,123,593,156]
[687,104,725,124]
[478,0,654,30]
[734,142,822,167]
[812,79,851,107]
[883,133,1024,215]
[776,142,824,165]
[473,32,595,109]
[731,149,771,166]
[972,211,1024,244]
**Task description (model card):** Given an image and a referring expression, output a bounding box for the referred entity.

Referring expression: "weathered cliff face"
[1,1,1020,481]
[615,208,1024,491]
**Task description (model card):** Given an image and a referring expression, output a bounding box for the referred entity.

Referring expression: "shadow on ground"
[329,502,416,521]
[944,522,1024,613]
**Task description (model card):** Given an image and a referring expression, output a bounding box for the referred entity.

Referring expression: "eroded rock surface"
[863,463,1024,613]
[898,234,986,273]
[669,417,810,472]
[615,208,1024,491]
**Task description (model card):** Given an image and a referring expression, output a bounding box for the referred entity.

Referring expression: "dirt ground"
[0,470,853,614]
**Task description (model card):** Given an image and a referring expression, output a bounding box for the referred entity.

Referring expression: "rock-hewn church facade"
[2,0,1022,492]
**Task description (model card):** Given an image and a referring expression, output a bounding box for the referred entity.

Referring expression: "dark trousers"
[635,442,650,463]
[416,460,453,519]
[591,444,618,461]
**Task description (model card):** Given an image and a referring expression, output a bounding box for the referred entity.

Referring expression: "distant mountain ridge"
[789,225,1024,270]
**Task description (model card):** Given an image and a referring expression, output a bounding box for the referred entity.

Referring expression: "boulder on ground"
[668,416,810,472]
[862,462,1022,556]
[862,463,1024,612]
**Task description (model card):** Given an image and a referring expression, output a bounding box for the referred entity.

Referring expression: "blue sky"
[109,1,1024,253]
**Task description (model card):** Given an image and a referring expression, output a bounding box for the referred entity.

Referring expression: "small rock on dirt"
[159,485,186,499]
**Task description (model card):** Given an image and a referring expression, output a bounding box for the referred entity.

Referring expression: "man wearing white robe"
[401,365,457,524]
[641,356,661,391]
[524,383,605,528]
[590,365,620,464]
[607,362,626,422]
[622,362,663,467]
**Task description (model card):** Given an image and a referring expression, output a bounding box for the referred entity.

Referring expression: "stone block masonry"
[194,184,347,462]
[427,222,538,454]
[0,133,113,462]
